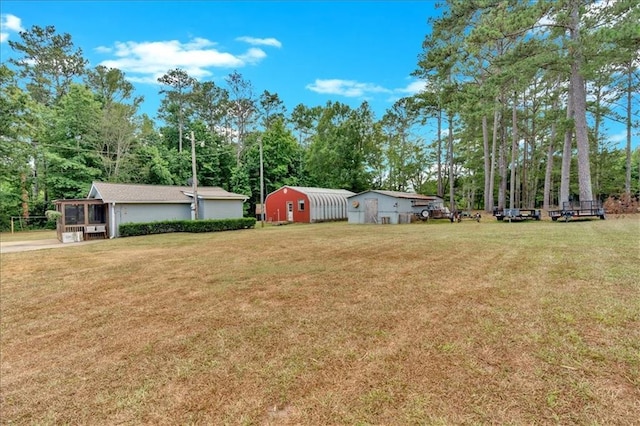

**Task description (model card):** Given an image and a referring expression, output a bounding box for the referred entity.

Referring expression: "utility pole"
[259,135,265,228]
[191,131,199,220]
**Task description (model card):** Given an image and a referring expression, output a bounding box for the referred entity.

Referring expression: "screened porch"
[54,199,109,241]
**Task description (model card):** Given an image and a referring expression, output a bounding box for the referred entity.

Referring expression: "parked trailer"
[548,200,605,222]
[493,207,541,222]
[416,204,451,221]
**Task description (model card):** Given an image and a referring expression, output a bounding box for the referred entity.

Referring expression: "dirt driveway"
[0,238,104,254]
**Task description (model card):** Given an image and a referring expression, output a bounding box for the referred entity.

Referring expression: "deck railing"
[56,223,108,241]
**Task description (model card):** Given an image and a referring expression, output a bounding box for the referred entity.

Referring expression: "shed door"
[364,198,378,223]
[286,202,294,222]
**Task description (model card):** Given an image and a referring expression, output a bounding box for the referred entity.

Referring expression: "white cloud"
[236,36,282,48]
[0,14,24,43]
[239,47,267,65]
[97,37,269,84]
[306,79,391,97]
[395,80,427,95]
[94,45,112,54]
[307,78,427,101]
[609,130,628,144]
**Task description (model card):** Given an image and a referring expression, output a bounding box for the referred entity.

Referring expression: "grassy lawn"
[0,230,57,243]
[1,217,638,424]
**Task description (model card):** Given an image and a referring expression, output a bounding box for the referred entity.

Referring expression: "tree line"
[1,0,638,229]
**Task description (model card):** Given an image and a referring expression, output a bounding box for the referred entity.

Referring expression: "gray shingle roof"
[89,182,247,203]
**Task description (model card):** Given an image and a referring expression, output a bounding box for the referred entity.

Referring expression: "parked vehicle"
[417,204,451,220]
[493,207,541,222]
[548,200,605,221]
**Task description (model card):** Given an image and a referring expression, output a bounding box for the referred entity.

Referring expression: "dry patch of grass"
[0,230,56,243]
[1,217,639,424]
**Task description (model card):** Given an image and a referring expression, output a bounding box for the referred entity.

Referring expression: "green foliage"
[43,84,104,200]
[305,101,374,192]
[157,68,196,153]
[380,97,430,191]
[413,0,638,209]
[254,119,302,193]
[0,182,22,230]
[0,65,44,215]
[229,166,251,215]
[45,210,62,221]
[8,25,87,105]
[190,120,235,189]
[86,65,143,182]
[2,12,636,230]
[118,217,256,237]
[234,120,304,215]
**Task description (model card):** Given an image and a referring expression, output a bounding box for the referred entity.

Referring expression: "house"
[264,186,355,223]
[55,182,248,240]
[347,190,444,224]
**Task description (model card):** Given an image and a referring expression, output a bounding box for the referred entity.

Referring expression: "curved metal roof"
[348,190,442,201]
[273,186,355,221]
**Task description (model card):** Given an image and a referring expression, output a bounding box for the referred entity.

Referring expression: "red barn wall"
[265,187,311,223]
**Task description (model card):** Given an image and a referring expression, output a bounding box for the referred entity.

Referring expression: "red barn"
[265,186,355,223]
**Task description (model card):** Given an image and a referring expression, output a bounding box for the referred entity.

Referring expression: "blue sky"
[0,1,437,121]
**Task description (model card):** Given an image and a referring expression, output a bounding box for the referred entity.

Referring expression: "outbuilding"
[55,182,247,239]
[264,186,355,223]
[347,190,444,224]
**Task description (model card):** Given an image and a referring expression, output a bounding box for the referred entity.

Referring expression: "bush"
[119,218,256,237]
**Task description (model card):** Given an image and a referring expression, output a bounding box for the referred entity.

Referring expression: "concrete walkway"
[0,238,104,254]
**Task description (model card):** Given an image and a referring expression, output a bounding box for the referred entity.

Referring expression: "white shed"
[347,190,444,224]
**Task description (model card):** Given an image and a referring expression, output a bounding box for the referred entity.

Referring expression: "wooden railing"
[56,223,108,241]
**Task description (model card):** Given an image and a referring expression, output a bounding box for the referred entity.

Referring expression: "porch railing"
[56,223,108,241]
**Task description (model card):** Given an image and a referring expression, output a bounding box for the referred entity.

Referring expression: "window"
[298,199,305,211]
[64,204,85,225]
[88,204,106,224]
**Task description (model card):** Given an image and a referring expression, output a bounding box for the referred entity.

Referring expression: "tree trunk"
[498,110,507,209]
[482,114,491,212]
[178,106,184,153]
[625,61,632,194]
[437,108,443,198]
[560,91,573,207]
[21,172,29,218]
[569,0,594,202]
[489,105,499,211]
[509,95,518,209]
[523,92,529,208]
[543,107,557,211]
[448,113,455,210]
[593,81,602,199]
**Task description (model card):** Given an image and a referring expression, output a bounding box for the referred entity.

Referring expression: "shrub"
[119,218,256,237]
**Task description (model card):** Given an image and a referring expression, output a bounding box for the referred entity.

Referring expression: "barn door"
[364,198,378,223]
[286,202,294,222]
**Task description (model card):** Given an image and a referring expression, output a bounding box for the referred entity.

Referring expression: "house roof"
[88,182,247,204]
[349,190,442,201]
